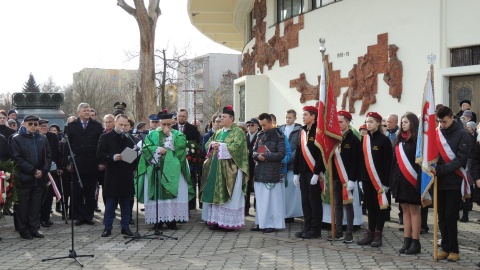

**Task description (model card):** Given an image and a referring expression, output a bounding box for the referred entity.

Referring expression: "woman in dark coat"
[356,112,393,248]
[390,112,421,254]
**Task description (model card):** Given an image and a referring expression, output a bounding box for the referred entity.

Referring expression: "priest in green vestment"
[135,111,195,230]
[200,105,250,230]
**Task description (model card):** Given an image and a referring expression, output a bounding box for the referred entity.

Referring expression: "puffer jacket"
[436,120,471,190]
[252,128,286,183]
[10,126,52,188]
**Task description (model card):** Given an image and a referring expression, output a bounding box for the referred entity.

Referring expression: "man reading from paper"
[135,111,194,230]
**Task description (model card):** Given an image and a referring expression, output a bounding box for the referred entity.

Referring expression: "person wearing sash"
[200,105,250,231]
[250,113,287,233]
[135,111,195,230]
[389,112,422,254]
[357,112,393,247]
[434,106,471,262]
[326,110,361,243]
[293,106,325,239]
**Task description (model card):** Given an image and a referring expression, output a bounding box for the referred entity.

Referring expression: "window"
[451,46,480,67]
[313,0,339,9]
[277,0,304,23]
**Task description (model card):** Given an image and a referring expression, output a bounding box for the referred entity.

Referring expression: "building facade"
[177,53,241,124]
[188,0,480,124]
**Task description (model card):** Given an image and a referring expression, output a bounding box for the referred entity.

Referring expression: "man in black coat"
[38,119,62,227]
[10,115,52,239]
[245,117,260,216]
[293,106,326,239]
[172,108,201,210]
[97,114,136,237]
[434,106,471,262]
[65,103,104,226]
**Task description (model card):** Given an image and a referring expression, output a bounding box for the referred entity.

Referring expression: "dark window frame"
[277,0,304,23]
[451,46,480,67]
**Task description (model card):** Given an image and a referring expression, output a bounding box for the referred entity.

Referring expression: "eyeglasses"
[27,122,39,127]
[247,124,256,127]
[161,123,172,126]
[382,125,387,127]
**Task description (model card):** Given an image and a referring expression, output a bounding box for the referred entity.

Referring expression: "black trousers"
[73,173,98,222]
[363,180,387,232]
[17,186,44,234]
[40,184,54,222]
[438,189,462,253]
[299,171,323,233]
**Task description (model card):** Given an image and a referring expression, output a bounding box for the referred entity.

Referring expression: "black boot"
[405,239,421,255]
[399,237,412,254]
[370,230,383,247]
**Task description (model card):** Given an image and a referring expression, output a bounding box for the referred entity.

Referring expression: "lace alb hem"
[205,204,245,228]
[144,202,189,224]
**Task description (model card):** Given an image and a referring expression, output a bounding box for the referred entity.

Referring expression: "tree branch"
[117,0,137,17]
[148,0,161,18]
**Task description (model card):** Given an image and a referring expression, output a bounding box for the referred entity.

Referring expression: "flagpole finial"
[319,38,326,57]
[427,53,437,65]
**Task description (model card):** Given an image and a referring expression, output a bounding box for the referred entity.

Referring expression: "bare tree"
[41,76,62,93]
[201,70,237,119]
[70,68,123,118]
[117,0,161,122]
[0,92,13,111]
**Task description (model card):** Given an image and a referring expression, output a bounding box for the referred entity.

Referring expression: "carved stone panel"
[289,73,320,103]
[241,0,304,75]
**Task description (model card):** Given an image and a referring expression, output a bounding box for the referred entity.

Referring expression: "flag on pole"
[315,60,342,166]
[415,68,438,206]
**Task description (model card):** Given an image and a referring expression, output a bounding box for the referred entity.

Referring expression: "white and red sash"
[334,148,353,204]
[395,144,418,188]
[435,128,471,199]
[363,135,389,209]
[48,173,61,201]
[301,130,324,190]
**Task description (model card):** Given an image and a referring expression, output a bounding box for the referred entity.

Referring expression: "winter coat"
[279,123,302,170]
[10,127,52,188]
[252,128,286,183]
[436,120,471,190]
[293,123,325,175]
[389,137,421,204]
[360,129,393,187]
[332,129,361,182]
[246,131,259,179]
[96,130,137,197]
[65,118,103,174]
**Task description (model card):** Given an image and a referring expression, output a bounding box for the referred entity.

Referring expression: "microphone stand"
[123,132,177,244]
[42,132,94,267]
[58,173,68,224]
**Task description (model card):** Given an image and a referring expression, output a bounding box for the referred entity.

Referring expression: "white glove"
[347,180,355,191]
[382,185,389,194]
[293,175,300,186]
[358,182,363,193]
[310,174,319,185]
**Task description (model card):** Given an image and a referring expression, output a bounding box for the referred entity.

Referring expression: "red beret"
[338,110,352,121]
[366,112,382,122]
[359,123,367,130]
[303,106,318,114]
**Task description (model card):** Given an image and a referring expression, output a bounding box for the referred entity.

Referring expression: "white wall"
[239,0,480,126]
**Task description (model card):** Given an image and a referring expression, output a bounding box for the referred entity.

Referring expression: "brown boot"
[370,230,382,247]
[356,230,374,245]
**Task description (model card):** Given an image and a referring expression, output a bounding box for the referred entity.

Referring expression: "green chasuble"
[200,123,250,205]
[135,128,195,203]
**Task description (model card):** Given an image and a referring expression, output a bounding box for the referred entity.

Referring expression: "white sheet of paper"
[121,147,138,164]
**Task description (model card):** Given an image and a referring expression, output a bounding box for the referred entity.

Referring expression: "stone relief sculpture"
[341,64,361,113]
[241,0,304,75]
[383,44,403,101]
[289,73,319,103]
[360,54,377,115]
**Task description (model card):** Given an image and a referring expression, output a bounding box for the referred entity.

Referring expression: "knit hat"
[467,121,476,131]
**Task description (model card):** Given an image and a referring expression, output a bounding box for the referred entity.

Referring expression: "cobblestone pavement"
[1,201,480,269]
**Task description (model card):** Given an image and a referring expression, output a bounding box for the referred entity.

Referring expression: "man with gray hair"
[65,103,104,226]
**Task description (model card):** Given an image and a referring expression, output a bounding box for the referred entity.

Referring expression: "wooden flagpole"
[330,159,335,240]
[433,175,438,261]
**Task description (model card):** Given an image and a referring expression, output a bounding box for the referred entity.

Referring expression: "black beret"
[459,100,471,106]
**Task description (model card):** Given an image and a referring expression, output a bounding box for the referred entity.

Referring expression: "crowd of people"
[1,99,480,266]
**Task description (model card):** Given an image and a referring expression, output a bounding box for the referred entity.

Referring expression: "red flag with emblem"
[315,60,342,166]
